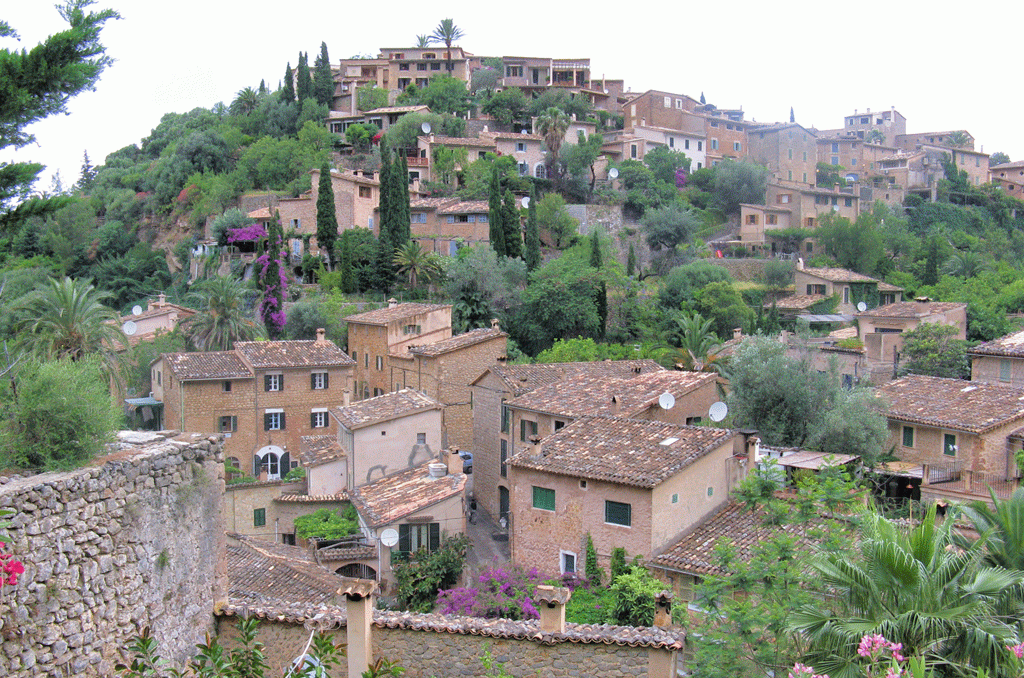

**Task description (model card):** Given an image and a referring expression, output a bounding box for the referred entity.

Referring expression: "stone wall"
[0,432,227,676]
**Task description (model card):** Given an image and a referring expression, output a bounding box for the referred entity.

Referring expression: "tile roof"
[162,351,252,380]
[486,132,544,141]
[799,267,877,283]
[234,339,354,369]
[420,135,497,149]
[437,200,490,215]
[299,435,346,467]
[649,501,845,576]
[877,282,903,292]
[365,105,430,114]
[118,302,196,324]
[992,161,1024,171]
[508,371,717,419]
[348,462,466,528]
[857,301,965,319]
[766,294,826,311]
[227,535,349,607]
[343,303,452,326]
[509,416,733,488]
[967,329,1024,358]
[409,327,506,357]
[874,374,1024,434]
[411,197,457,210]
[217,601,685,650]
[483,360,665,397]
[274,492,348,502]
[331,388,442,431]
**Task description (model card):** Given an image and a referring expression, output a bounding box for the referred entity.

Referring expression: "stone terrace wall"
[0,432,227,676]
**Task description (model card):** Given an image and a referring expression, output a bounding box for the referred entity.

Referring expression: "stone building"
[745,122,818,185]
[970,329,1024,388]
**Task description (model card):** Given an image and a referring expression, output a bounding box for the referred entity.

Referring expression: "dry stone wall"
[0,431,227,676]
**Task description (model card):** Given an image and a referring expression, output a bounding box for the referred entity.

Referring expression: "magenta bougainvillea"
[228,224,269,243]
[436,564,543,620]
[0,542,24,588]
[257,214,288,339]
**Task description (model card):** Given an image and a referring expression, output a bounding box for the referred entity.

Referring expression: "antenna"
[121,320,138,337]
[132,304,143,316]
[708,401,729,422]
[608,167,619,179]
[658,392,675,410]
[857,301,867,312]
[421,122,432,134]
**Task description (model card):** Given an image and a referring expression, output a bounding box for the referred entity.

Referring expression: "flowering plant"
[0,509,23,590]
[437,564,542,620]
[227,224,268,243]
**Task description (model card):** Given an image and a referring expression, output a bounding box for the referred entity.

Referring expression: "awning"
[778,451,859,470]
[125,396,163,408]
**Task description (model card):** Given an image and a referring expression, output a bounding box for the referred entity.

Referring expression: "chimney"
[529,435,543,456]
[534,585,570,633]
[446,447,462,476]
[796,257,804,271]
[867,107,871,114]
[337,578,376,678]
[428,462,447,478]
[158,292,166,308]
[611,395,621,414]
[490,318,501,330]
[342,388,351,407]
[654,591,674,627]
[915,296,931,304]
[732,328,743,341]
[315,327,326,344]
[388,298,398,308]
[748,436,761,467]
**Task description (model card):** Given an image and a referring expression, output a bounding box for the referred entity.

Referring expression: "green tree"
[293,506,359,541]
[816,210,886,275]
[295,51,312,103]
[313,42,334,107]
[961,487,1024,579]
[346,123,379,153]
[644,146,691,185]
[501,189,522,259]
[357,83,388,112]
[563,131,604,198]
[535,107,570,180]
[443,245,528,332]
[316,164,338,268]
[405,76,470,116]
[230,87,260,116]
[482,87,529,127]
[626,243,637,278]
[658,261,734,310]
[590,229,607,336]
[990,151,1011,167]
[584,534,602,586]
[693,281,753,340]
[392,534,468,612]
[898,322,969,379]
[258,212,287,339]
[943,250,990,279]
[281,61,295,104]
[641,203,702,251]
[1,0,120,229]
[488,164,506,256]
[712,159,768,215]
[181,276,264,351]
[415,34,431,48]
[393,241,442,289]
[524,184,541,270]
[429,18,465,74]
[535,192,578,249]
[658,311,722,372]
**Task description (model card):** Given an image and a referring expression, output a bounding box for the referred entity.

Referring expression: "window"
[364,354,369,368]
[560,551,577,574]
[605,500,632,526]
[778,194,791,204]
[803,151,807,161]
[851,158,858,166]
[803,172,808,182]
[253,508,266,527]
[416,432,426,445]
[831,143,839,153]
[532,486,555,511]
[831,156,839,165]
[505,65,522,77]
[223,380,232,392]
[844,198,853,207]
[675,98,683,109]
[218,416,237,433]
[431,62,441,71]
[520,419,538,441]
[403,324,421,335]
[686,416,703,425]
[500,439,508,478]
[311,372,328,390]
[902,426,914,447]
[806,284,826,295]
[843,287,850,304]
[554,420,566,432]
[373,388,383,397]
[501,402,510,433]
[291,218,301,229]
[311,410,329,428]
[264,374,282,392]
[399,63,410,71]
[788,170,793,181]
[684,139,690,150]
[630,144,638,159]
[664,96,671,108]
[669,137,674,148]
[417,63,427,71]
[264,411,285,431]
[1001,359,1012,382]
[516,142,526,153]
[710,121,719,128]
[788,148,793,160]
[746,214,758,225]
[767,214,778,225]
[398,522,440,553]
[697,141,703,151]
[711,138,718,150]
[733,141,741,152]
[518,162,528,176]
[944,433,957,457]
[376,356,383,371]
[359,186,372,198]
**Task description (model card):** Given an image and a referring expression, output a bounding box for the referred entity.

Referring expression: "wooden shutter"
[311,373,317,389]
[311,413,318,429]
[253,455,260,476]
[281,451,290,470]
[322,373,328,389]
[264,413,272,430]
[279,413,286,429]
[428,523,440,551]
[264,375,272,391]
[398,524,410,552]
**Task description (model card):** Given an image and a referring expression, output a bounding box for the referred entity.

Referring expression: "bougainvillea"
[0,542,24,587]
[436,564,542,620]
[257,212,288,339]
[227,224,269,243]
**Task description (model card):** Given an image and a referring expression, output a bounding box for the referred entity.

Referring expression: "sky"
[6,0,1024,191]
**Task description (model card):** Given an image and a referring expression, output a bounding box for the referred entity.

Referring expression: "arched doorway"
[336,563,377,579]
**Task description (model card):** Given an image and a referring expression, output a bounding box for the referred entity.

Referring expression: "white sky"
[6,0,1023,191]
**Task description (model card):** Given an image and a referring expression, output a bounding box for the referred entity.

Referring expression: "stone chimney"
[796,257,804,271]
[388,298,398,308]
[654,591,674,627]
[490,318,501,330]
[157,292,167,308]
[611,395,621,414]
[529,435,543,457]
[534,585,570,633]
[315,327,327,344]
[732,328,743,341]
[446,447,462,475]
[748,435,761,467]
[342,388,351,407]
[428,462,447,478]
[337,578,376,678]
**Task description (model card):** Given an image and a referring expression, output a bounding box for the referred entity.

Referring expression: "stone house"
[414,134,498,182]
[839,107,908,140]
[481,130,546,178]
[115,293,195,350]
[990,160,1024,198]
[702,114,750,167]
[469,360,666,525]
[276,169,381,258]
[327,104,430,136]
[153,330,355,480]
[970,329,1024,388]
[509,416,749,575]
[745,122,818,185]
[408,197,492,255]
[602,124,706,171]
[223,477,347,545]
[794,263,903,315]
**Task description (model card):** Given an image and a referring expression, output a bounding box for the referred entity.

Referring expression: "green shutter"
[253,508,266,527]
[398,524,410,552]
[605,501,632,526]
[264,375,272,391]
[902,426,914,447]
[322,372,329,389]
[279,413,286,429]
[532,486,555,511]
[264,413,272,430]
[428,523,440,551]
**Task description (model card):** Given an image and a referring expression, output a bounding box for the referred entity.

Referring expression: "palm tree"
[535,107,570,180]
[942,250,989,279]
[657,312,723,372]
[180,276,265,351]
[960,487,1024,611]
[415,34,431,48]
[790,504,1022,678]
[393,241,443,290]
[230,87,260,116]
[429,18,464,73]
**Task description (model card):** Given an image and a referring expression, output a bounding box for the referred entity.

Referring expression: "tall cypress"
[397,155,411,244]
[627,242,637,278]
[340,231,356,293]
[371,228,395,293]
[379,149,394,242]
[590,229,607,337]
[316,164,338,268]
[502,190,522,259]
[313,42,334,108]
[488,165,505,256]
[524,184,541,270]
[282,62,295,104]
[296,52,312,103]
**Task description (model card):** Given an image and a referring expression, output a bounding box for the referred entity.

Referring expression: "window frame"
[605,500,632,527]
[902,425,914,448]
[253,508,266,527]
[311,410,329,429]
[264,410,285,431]
[311,371,329,390]
[264,373,283,392]
[943,433,957,457]
[218,415,238,433]
[532,486,555,511]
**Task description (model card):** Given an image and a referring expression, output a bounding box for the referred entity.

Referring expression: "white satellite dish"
[520,129,529,135]
[608,167,619,179]
[380,528,399,547]
[421,122,432,134]
[857,301,868,312]
[709,401,729,422]
[521,196,531,208]
[132,304,143,316]
[121,320,138,336]
[658,392,676,410]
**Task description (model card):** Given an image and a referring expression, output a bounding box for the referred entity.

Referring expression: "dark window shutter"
[279,374,284,391]
[281,451,290,470]
[398,524,410,552]
[279,413,286,429]
[264,413,272,430]
[311,413,317,428]
[253,455,260,476]
[323,373,329,389]
[231,416,237,431]
[311,373,316,389]
[264,374,271,391]
[428,523,440,551]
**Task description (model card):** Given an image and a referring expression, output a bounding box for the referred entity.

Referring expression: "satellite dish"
[380,528,399,547]
[121,321,138,336]
[420,122,432,134]
[608,167,619,179]
[520,129,529,135]
[658,392,676,410]
[709,401,729,422]
[857,301,868,312]
[521,196,530,208]
[132,305,143,316]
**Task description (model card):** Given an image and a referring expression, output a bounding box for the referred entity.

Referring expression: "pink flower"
[1008,642,1024,660]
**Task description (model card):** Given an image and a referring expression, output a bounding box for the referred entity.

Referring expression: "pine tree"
[316,164,338,268]
[313,42,334,108]
[591,229,607,337]
[296,52,312,103]
[501,190,522,259]
[789,106,795,123]
[259,79,267,95]
[627,242,637,278]
[524,184,541,270]
[488,165,505,256]
[282,62,295,104]
[77,150,97,193]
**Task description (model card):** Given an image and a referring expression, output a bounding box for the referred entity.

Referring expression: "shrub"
[393,534,468,612]
[608,565,663,627]
[293,506,359,541]
[436,564,542,620]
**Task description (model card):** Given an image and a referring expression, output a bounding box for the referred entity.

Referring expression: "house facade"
[745,123,817,185]
[970,329,1024,388]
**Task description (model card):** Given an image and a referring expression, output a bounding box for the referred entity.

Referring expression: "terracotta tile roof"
[799,267,877,283]
[234,339,354,369]
[299,435,346,467]
[409,327,506,357]
[828,327,859,340]
[766,294,826,311]
[343,303,452,326]
[649,501,844,576]
[508,371,717,419]
[486,132,544,141]
[365,105,430,114]
[437,200,490,215]
[968,329,1024,358]
[247,207,272,219]
[317,544,377,561]
[420,135,497,149]
[509,416,733,488]
[484,360,665,397]
[877,282,903,292]
[162,351,252,380]
[410,197,456,210]
[349,462,466,528]
[874,374,1024,433]
[331,388,442,431]
[274,492,348,502]
[118,302,196,324]
[226,535,349,607]
[857,301,965,319]
[992,161,1024,171]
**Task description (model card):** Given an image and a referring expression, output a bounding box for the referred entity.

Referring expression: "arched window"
[534,163,547,179]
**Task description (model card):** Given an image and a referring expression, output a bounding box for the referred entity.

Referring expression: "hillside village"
[8,9,1024,678]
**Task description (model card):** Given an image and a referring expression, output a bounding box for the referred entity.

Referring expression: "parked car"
[459,450,473,474]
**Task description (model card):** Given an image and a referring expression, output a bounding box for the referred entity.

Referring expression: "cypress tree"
[524,184,541,270]
[340,231,356,293]
[259,211,287,339]
[488,165,505,256]
[296,52,312,103]
[397,155,411,244]
[379,149,395,243]
[371,229,395,293]
[502,190,522,259]
[316,164,338,268]
[313,42,334,108]
[282,62,295,104]
[627,243,637,278]
[923,234,940,286]
[388,153,407,247]
[259,79,267,95]
[590,229,607,337]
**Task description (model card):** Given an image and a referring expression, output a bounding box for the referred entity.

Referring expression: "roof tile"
[343,303,451,326]
[486,360,665,396]
[331,388,442,431]
[349,462,466,528]
[874,374,1024,433]
[409,327,506,357]
[163,352,252,380]
[235,339,354,369]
